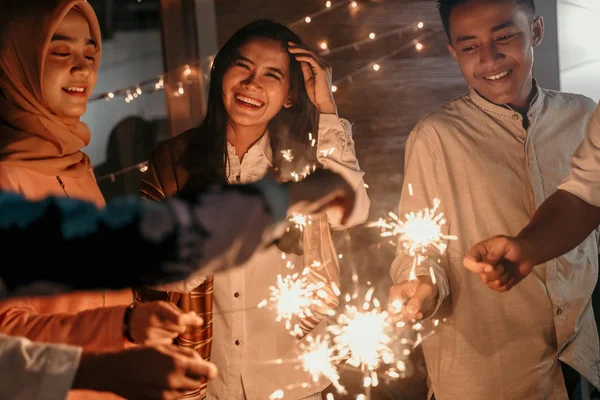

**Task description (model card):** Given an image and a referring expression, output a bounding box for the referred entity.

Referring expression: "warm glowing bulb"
[326,0,331,7]
[305,16,312,23]
[184,65,192,76]
[351,1,357,8]
[418,21,424,29]
[373,64,380,71]
[416,42,424,51]
[331,85,337,92]
[320,41,328,50]
[369,32,376,39]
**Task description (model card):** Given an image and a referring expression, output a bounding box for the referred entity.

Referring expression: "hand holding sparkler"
[286,169,355,225]
[388,276,438,321]
[463,235,535,292]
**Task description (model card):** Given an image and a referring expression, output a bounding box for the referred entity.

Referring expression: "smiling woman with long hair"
[139,19,370,400]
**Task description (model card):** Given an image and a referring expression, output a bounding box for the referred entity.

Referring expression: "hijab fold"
[0,0,102,177]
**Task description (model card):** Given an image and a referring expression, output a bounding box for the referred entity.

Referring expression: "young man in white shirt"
[388,1,599,399]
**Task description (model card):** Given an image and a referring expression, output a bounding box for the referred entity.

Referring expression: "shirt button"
[234,292,240,298]
[557,308,563,316]
[512,114,519,120]
[235,339,241,346]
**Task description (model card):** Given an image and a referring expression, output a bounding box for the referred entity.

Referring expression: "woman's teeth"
[235,94,263,107]
[64,87,86,93]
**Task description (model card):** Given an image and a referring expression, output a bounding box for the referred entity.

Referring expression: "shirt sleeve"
[0,177,289,298]
[558,103,600,206]
[0,334,81,400]
[317,114,370,228]
[389,128,450,317]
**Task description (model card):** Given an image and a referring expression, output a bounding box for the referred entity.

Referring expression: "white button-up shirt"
[207,114,370,400]
[391,87,599,400]
[560,102,600,207]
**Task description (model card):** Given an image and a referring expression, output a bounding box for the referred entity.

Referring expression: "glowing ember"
[288,213,312,232]
[367,194,457,280]
[298,335,345,393]
[329,304,394,371]
[281,149,294,162]
[259,271,326,330]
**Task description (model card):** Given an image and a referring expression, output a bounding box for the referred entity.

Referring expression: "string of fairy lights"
[95,0,441,182]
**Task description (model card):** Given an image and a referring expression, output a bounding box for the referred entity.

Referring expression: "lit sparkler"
[258,268,327,332]
[288,212,312,232]
[367,187,457,280]
[299,334,346,393]
[281,149,294,162]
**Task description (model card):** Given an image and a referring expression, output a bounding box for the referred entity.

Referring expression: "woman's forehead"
[238,38,289,66]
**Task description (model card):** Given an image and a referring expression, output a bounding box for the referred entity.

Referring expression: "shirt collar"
[468,80,545,121]
[226,131,273,164]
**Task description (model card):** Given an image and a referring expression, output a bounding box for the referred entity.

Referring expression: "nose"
[71,53,92,78]
[480,41,504,69]
[241,72,261,90]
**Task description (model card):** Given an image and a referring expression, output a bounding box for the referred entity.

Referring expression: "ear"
[532,16,544,48]
[447,42,458,61]
[284,97,293,108]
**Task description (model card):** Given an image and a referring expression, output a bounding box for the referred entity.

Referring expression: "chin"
[60,110,86,119]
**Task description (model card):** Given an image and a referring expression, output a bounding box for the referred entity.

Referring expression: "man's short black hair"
[437,0,536,42]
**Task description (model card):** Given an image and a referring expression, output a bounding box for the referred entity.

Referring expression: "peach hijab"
[0,0,102,177]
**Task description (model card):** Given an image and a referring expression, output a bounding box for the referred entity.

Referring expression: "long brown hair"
[182,19,319,184]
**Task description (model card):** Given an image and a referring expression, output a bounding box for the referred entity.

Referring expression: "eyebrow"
[237,56,285,79]
[455,20,516,43]
[51,33,97,47]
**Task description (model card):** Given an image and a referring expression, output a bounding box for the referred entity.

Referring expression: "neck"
[226,121,267,161]
[476,77,537,117]
[507,76,536,116]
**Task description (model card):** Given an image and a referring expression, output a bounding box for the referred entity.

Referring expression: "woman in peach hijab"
[0,1,203,399]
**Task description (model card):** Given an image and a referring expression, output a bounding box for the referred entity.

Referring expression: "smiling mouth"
[62,86,88,96]
[484,70,512,81]
[235,94,264,108]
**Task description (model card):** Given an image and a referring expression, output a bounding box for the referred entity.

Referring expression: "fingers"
[464,236,514,274]
[156,302,204,331]
[463,243,491,273]
[388,282,416,315]
[292,55,327,78]
[162,346,218,382]
[183,357,218,381]
[287,42,327,68]
[404,282,435,319]
[478,264,505,283]
[300,61,314,85]
[143,328,179,345]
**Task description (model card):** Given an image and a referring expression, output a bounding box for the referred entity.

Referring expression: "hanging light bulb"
[415,42,424,51]
[326,1,331,7]
[331,85,338,93]
[305,16,312,23]
[320,41,328,50]
[369,32,376,40]
[372,64,380,71]
[418,22,424,29]
[351,1,358,8]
